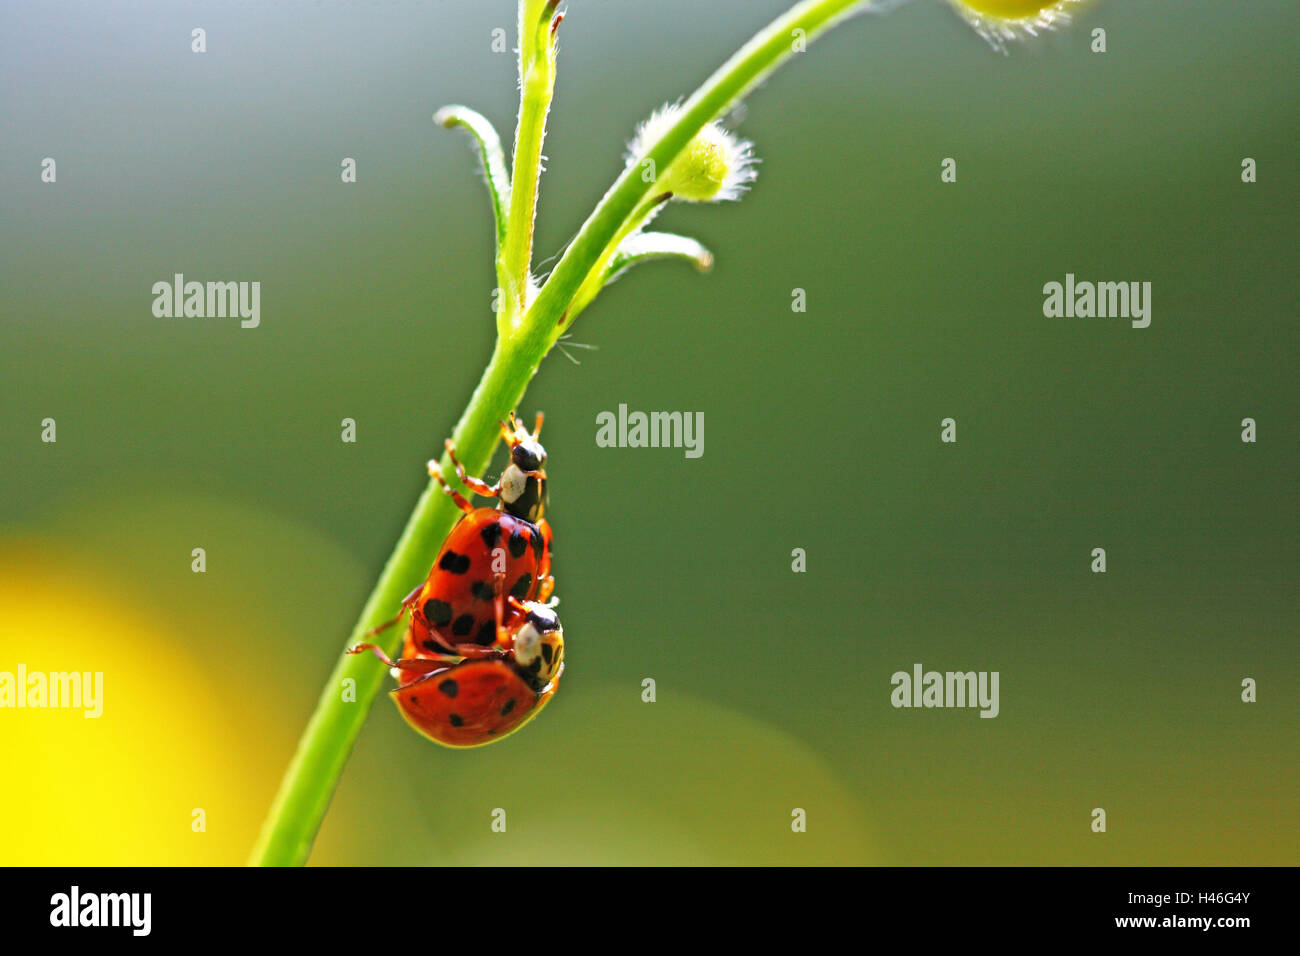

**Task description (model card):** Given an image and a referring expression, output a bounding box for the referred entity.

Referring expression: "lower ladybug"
[350,592,564,748]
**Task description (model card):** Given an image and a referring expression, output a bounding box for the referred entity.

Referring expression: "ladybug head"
[511,601,564,692]
[499,412,548,523]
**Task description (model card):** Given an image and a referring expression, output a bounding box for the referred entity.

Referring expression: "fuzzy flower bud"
[627,103,757,203]
[946,1,1083,50]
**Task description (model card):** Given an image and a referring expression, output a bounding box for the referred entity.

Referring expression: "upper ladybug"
[402,412,555,655]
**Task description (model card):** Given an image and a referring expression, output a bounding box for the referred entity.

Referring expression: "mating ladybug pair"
[350,413,564,747]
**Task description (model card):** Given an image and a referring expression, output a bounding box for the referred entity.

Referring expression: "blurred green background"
[1,0,1296,865]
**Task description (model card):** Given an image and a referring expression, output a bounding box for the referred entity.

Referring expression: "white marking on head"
[501,463,527,504]
[514,622,541,666]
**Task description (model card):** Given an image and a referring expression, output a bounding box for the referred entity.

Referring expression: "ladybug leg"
[444,440,500,499]
[348,647,408,671]
[427,458,475,514]
[445,644,501,661]
[361,583,422,639]
[347,642,398,667]
[348,642,459,674]
[390,656,458,674]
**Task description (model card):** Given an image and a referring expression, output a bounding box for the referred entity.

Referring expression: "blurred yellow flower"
[0,548,274,865]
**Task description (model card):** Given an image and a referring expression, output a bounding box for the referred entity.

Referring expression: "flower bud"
[946,1,1083,49]
[627,103,757,203]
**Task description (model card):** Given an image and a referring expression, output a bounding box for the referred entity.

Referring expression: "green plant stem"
[501,0,559,327]
[251,0,869,867]
[563,194,660,322]
[249,339,539,867]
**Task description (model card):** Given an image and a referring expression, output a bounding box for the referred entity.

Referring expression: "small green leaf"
[564,230,713,326]
[603,231,714,286]
[434,105,512,252]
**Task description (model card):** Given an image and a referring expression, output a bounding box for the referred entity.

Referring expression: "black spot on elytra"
[511,573,532,599]
[449,713,464,727]
[422,638,453,654]
[438,678,458,698]
[508,531,528,559]
[439,550,471,575]
[541,643,554,665]
[480,522,502,549]
[471,579,496,602]
[476,620,496,645]
[530,531,544,560]
[500,698,516,716]
[422,599,452,626]
[452,614,474,636]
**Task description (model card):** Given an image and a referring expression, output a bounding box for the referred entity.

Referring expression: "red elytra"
[407,509,552,654]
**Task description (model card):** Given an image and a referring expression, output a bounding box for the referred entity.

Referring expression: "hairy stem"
[500,0,561,329]
[566,193,669,322]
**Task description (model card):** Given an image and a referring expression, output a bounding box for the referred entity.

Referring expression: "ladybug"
[351,591,564,748]
[374,412,555,656]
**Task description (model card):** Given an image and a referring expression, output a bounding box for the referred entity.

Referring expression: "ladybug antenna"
[500,411,541,445]
[499,417,520,447]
